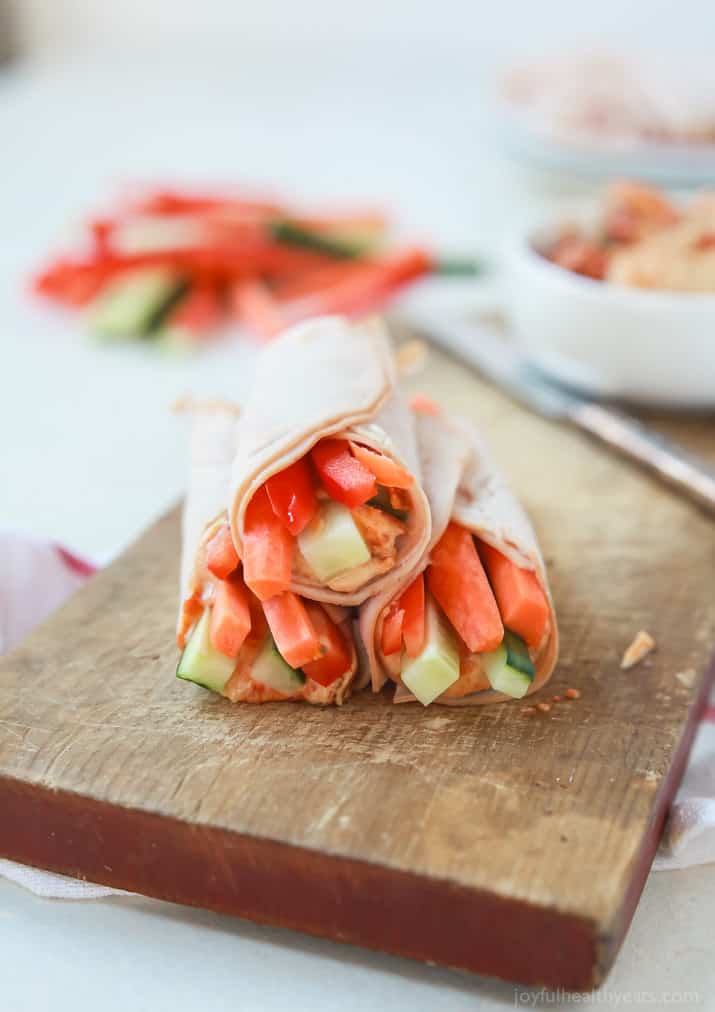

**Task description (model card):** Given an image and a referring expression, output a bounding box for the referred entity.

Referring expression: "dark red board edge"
[2,771,594,990]
[596,648,715,982]
[1,653,711,993]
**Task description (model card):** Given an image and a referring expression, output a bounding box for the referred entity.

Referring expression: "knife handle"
[570,401,715,517]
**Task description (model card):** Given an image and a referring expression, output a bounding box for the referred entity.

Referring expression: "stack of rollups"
[177,316,558,707]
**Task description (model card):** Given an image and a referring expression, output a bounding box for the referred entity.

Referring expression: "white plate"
[491,105,715,188]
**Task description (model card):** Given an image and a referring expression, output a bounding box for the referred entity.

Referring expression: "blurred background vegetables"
[31,186,459,346]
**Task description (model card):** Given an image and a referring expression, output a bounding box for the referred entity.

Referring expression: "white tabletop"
[3,866,714,1011]
[2,55,714,1010]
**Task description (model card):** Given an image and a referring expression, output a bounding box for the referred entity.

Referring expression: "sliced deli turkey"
[359,407,558,706]
[177,404,360,705]
[228,316,431,606]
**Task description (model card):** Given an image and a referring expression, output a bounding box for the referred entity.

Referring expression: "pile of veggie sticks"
[31,187,436,346]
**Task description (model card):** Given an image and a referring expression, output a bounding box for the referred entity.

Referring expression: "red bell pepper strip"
[62,268,112,307]
[274,260,369,301]
[427,523,503,653]
[348,442,413,489]
[280,247,433,322]
[262,592,320,669]
[38,243,330,298]
[89,217,115,257]
[210,576,252,657]
[264,458,318,536]
[478,542,549,649]
[311,439,377,509]
[206,523,239,580]
[399,573,426,658]
[165,283,223,340]
[381,600,405,656]
[231,280,287,339]
[302,603,352,686]
[242,487,295,601]
[127,188,282,218]
[32,259,112,306]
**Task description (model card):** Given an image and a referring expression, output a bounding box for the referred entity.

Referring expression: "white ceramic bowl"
[503,219,715,408]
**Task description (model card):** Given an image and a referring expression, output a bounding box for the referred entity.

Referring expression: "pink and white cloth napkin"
[0,533,124,898]
[0,532,713,897]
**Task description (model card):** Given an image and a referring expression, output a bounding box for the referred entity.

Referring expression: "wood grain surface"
[1,345,714,991]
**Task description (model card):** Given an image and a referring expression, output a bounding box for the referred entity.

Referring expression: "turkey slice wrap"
[177,404,359,705]
[359,410,558,705]
[228,315,431,606]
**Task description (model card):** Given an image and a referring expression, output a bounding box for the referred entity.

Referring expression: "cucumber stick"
[268,220,374,259]
[401,598,460,706]
[297,501,370,582]
[176,608,236,693]
[251,637,306,694]
[88,268,186,340]
[483,630,535,699]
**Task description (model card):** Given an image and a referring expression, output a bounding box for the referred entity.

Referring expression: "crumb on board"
[621,629,656,670]
[552,694,562,703]
[565,687,581,700]
[409,393,441,416]
[395,339,428,377]
[675,668,697,689]
[522,706,537,715]
[536,702,551,713]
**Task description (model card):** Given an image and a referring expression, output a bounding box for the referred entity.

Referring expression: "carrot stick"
[210,577,252,657]
[242,487,295,600]
[349,441,413,489]
[427,523,503,653]
[262,592,320,669]
[478,542,549,649]
[206,523,239,579]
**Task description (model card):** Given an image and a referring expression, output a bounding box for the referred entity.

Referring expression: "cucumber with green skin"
[297,501,370,582]
[401,598,461,706]
[178,612,305,697]
[176,608,236,693]
[483,630,535,699]
[88,269,187,340]
[251,637,306,694]
[432,256,482,277]
[268,220,375,259]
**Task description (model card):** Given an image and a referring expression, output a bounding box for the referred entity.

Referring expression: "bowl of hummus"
[504,183,715,406]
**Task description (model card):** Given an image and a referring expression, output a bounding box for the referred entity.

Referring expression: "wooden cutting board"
[1,346,713,992]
